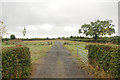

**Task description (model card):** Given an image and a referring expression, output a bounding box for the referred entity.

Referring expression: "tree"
[70,36,73,39]
[0,21,7,38]
[58,37,61,39]
[46,37,49,40]
[10,34,16,40]
[22,26,26,36]
[79,19,115,41]
[62,37,65,39]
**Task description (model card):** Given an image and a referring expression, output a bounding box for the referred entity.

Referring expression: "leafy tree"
[10,34,16,40]
[62,37,65,39]
[80,36,84,39]
[70,36,72,39]
[0,21,7,38]
[79,19,115,41]
[58,37,61,39]
[76,36,79,39]
[46,37,49,40]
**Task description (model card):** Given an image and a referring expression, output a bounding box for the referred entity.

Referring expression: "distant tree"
[0,21,7,38]
[70,36,73,39]
[46,37,49,40]
[10,34,16,40]
[22,26,26,37]
[80,36,84,39]
[58,37,61,39]
[5,38,8,41]
[62,37,65,39]
[76,36,79,39]
[52,38,55,40]
[79,19,115,41]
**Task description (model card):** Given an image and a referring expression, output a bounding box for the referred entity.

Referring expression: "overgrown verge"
[2,46,31,79]
[86,45,120,78]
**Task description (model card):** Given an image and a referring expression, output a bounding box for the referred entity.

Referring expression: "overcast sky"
[0,0,119,38]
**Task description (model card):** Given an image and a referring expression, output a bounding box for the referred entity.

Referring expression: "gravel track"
[30,40,91,78]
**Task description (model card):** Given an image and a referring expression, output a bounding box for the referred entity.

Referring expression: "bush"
[111,36,120,44]
[86,45,120,77]
[64,42,70,45]
[2,46,31,79]
[47,42,52,45]
[81,39,93,42]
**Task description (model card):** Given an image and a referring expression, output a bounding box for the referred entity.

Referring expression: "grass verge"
[2,40,55,77]
[60,40,115,78]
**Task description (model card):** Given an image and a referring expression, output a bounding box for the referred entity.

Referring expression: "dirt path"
[30,40,91,78]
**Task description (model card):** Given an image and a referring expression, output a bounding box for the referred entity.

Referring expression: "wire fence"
[77,45,88,66]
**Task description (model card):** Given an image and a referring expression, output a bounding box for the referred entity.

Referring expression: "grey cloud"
[1,0,118,38]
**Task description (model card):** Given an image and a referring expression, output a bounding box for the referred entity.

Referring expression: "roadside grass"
[26,44,52,63]
[60,40,115,78]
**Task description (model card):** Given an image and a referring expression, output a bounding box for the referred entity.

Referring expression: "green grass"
[60,40,117,78]
[27,45,52,63]
[60,40,89,65]
[2,40,55,63]
[2,43,15,47]
[2,40,55,78]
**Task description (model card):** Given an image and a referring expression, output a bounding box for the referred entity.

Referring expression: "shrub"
[81,39,93,42]
[47,42,52,45]
[111,36,120,44]
[2,46,31,79]
[86,45,120,77]
[64,42,70,45]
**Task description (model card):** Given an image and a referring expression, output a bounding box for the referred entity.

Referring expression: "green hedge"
[111,36,120,44]
[86,45,120,77]
[2,46,31,79]
[69,36,120,44]
[70,39,94,42]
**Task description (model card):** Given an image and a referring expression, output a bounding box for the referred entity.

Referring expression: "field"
[2,40,55,63]
[60,40,118,78]
[2,39,119,78]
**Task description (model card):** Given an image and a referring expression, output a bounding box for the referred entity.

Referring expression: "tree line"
[0,19,118,42]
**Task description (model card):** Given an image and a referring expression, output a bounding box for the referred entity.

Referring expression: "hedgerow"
[111,36,120,44]
[86,45,120,77]
[67,36,120,44]
[2,46,31,79]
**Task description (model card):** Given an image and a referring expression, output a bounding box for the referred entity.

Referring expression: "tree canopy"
[79,19,115,41]
[0,21,7,38]
[10,34,16,40]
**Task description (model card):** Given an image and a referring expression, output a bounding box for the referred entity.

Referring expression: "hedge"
[86,45,120,77]
[111,36,120,44]
[70,39,94,42]
[68,36,120,44]
[2,46,31,79]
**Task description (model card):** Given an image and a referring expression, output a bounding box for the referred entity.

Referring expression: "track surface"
[31,41,91,78]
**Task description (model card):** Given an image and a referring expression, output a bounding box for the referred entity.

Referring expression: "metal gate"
[77,45,88,65]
